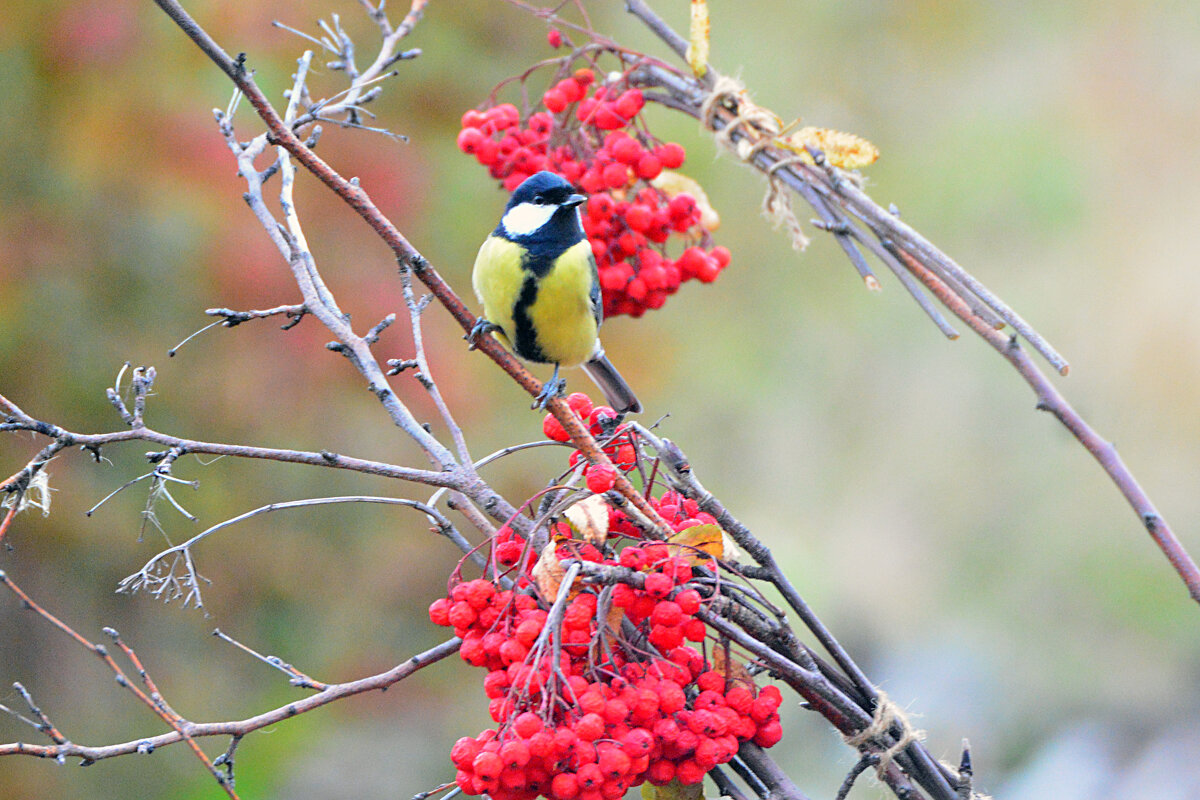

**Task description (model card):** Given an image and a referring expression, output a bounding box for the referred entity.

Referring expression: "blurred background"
[3,1,1200,798]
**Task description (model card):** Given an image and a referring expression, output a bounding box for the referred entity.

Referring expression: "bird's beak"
[563,194,586,208]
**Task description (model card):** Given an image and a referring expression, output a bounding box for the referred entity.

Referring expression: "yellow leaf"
[650,171,720,230]
[643,777,705,800]
[565,494,610,548]
[779,126,880,170]
[667,523,724,565]
[686,0,709,78]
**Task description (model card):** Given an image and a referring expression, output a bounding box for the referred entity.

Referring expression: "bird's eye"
[532,195,545,205]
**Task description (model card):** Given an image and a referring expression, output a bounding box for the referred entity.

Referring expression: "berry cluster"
[458,66,730,317]
[430,549,783,800]
[541,393,637,492]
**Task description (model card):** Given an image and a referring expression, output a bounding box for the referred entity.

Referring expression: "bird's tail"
[582,349,642,415]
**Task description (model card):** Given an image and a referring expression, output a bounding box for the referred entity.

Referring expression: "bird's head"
[499,171,586,239]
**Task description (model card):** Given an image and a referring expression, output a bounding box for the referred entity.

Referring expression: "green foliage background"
[2,1,1199,798]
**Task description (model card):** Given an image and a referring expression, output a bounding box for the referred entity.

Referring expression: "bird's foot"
[532,371,567,410]
[466,317,500,350]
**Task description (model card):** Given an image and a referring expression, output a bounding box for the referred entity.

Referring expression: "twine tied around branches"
[842,691,925,779]
[699,74,811,250]
[843,693,993,798]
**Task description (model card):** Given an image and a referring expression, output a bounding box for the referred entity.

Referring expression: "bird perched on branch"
[471,171,641,415]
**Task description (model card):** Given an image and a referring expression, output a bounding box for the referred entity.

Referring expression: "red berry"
[643,572,674,599]
[543,87,568,113]
[575,97,599,123]
[461,109,487,129]
[560,77,586,103]
[551,773,580,800]
[500,740,531,769]
[475,138,500,166]
[675,589,701,615]
[635,153,663,180]
[621,727,654,757]
[617,548,644,570]
[578,690,606,715]
[483,669,509,698]
[543,413,570,442]
[586,463,617,493]
[613,89,645,119]
[547,29,563,48]
[451,736,482,768]
[695,255,721,283]
[646,759,676,785]
[683,618,707,642]
[457,127,486,154]
[651,600,684,627]
[447,601,477,629]
[576,763,603,790]
[576,713,605,741]
[496,539,524,567]
[624,203,652,233]
[697,670,725,693]
[611,136,643,165]
[593,104,626,131]
[473,750,503,781]
[428,597,452,626]
[711,245,731,267]
[611,583,636,608]
[649,623,684,650]
[602,161,628,189]
[598,746,632,778]
[753,719,783,748]
[579,168,605,194]
[656,142,686,168]
[566,392,594,418]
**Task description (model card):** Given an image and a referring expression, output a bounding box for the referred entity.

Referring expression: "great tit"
[471,171,642,415]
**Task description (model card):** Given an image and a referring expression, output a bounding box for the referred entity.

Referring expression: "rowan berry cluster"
[458,65,730,317]
[541,393,636,493]
[430,559,783,800]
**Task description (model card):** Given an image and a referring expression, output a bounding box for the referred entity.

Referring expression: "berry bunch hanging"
[428,395,784,800]
[458,61,730,318]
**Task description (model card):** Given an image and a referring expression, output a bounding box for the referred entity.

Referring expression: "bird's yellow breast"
[472,236,599,367]
[472,235,525,345]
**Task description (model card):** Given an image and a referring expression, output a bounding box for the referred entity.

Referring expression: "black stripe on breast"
[511,272,549,363]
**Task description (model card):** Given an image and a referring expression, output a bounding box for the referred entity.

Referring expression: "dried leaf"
[778,126,880,170]
[666,523,724,565]
[712,646,757,692]
[603,599,625,639]
[565,494,610,547]
[531,541,566,600]
[650,171,720,230]
[686,0,709,78]
[642,777,705,800]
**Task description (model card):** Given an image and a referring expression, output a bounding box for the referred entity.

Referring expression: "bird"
[470,170,641,415]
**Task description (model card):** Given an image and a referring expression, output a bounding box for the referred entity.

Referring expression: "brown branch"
[0,413,455,492]
[894,248,1200,602]
[150,0,670,535]
[1,567,461,765]
[623,5,1200,605]
[0,638,460,764]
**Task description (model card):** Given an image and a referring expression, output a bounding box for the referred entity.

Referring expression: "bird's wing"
[587,247,603,327]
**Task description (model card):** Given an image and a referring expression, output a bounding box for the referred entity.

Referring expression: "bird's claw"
[467,317,500,350]
[532,373,567,410]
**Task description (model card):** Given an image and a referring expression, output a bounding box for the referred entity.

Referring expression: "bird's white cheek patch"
[502,202,557,237]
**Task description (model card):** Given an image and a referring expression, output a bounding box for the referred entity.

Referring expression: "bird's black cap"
[506,171,583,210]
